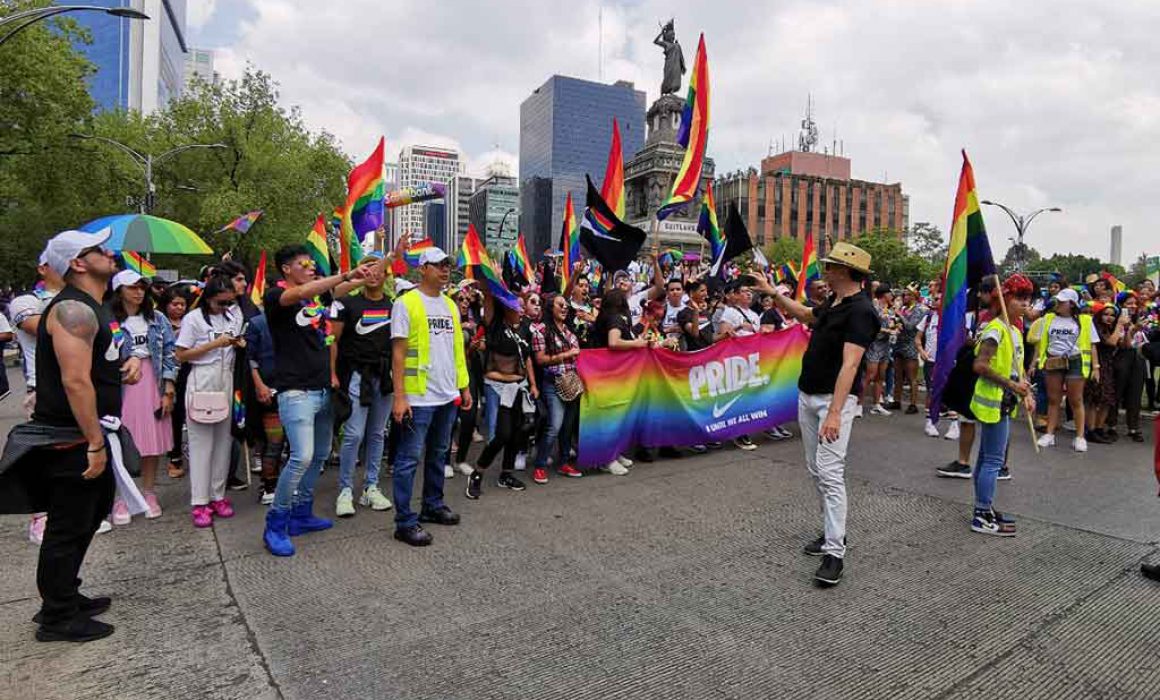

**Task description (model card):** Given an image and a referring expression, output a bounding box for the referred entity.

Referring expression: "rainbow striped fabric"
[217,210,263,234]
[306,214,331,276]
[928,150,996,422]
[108,320,125,346]
[559,192,580,287]
[794,229,819,301]
[249,251,266,307]
[577,328,809,466]
[404,238,437,267]
[511,233,532,284]
[601,118,626,219]
[341,137,384,271]
[458,224,521,310]
[657,34,710,221]
[698,182,724,265]
[232,389,246,430]
[120,250,156,277]
[361,308,391,323]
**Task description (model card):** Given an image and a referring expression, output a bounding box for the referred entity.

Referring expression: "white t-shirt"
[662,300,686,335]
[123,314,151,359]
[719,306,760,337]
[628,287,650,325]
[391,291,460,406]
[176,307,244,366]
[1046,315,1081,357]
[917,311,940,360]
[7,291,54,388]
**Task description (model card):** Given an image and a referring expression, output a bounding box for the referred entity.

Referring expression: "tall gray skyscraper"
[1110,225,1123,267]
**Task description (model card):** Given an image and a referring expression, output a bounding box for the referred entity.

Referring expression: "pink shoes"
[111,499,131,526]
[143,492,163,519]
[191,505,213,528]
[209,499,234,518]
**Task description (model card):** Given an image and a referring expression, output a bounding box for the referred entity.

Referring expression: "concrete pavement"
[0,364,1157,699]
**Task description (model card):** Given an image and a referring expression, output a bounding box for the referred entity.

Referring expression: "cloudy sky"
[188,0,1158,266]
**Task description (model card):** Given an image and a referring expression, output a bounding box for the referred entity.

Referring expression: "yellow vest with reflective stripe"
[1034,312,1092,378]
[970,318,1023,424]
[398,291,469,397]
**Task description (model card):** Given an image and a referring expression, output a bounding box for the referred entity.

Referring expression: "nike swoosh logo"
[712,394,742,419]
[104,340,120,362]
[295,308,315,327]
[355,319,389,335]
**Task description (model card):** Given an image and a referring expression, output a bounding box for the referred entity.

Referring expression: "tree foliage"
[905,222,948,269]
[1024,254,1125,285]
[849,228,940,285]
[998,242,1042,275]
[760,236,805,268]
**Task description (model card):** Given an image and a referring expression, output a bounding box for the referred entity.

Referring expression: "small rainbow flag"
[795,229,819,301]
[341,137,384,272]
[362,308,391,322]
[458,224,520,310]
[217,210,263,234]
[511,233,532,285]
[775,261,798,288]
[306,214,331,276]
[108,320,125,345]
[120,250,156,277]
[249,251,267,306]
[601,118,626,219]
[232,389,246,429]
[698,183,724,265]
[404,238,437,267]
[657,34,710,221]
[457,224,489,270]
[559,192,579,288]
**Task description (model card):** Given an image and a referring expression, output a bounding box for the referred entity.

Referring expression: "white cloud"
[186,0,218,30]
[209,0,1160,265]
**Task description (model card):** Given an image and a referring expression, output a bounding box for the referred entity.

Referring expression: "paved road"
[1,364,1157,699]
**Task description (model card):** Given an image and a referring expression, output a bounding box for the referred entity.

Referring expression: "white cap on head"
[395,278,416,293]
[417,248,449,266]
[112,269,145,290]
[1055,288,1080,304]
[42,228,112,278]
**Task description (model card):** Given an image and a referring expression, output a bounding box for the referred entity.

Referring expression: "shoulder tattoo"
[53,300,99,340]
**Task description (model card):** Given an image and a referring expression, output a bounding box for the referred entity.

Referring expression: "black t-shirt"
[263,287,334,391]
[484,316,532,376]
[33,285,123,426]
[333,293,394,368]
[590,313,634,349]
[760,307,785,330]
[677,306,714,351]
[799,289,880,395]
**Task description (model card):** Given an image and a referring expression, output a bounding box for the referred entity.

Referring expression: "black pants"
[168,363,190,464]
[35,445,115,625]
[1109,349,1145,432]
[453,375,483,464]
[477,404,530,473]
[1145,358,1157,410]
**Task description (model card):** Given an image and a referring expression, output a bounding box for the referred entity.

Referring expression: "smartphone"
[239,321,250,337]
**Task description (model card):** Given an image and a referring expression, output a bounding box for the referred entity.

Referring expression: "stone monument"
[624,19,714,249]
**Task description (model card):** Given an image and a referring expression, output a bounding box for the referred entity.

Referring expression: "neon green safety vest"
[970,318,1024,424]
[1034,312,1093,378]
[397,291,469,397]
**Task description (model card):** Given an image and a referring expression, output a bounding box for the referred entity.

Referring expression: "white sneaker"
[853,404,864,419]
[1072,436,1088,452]
[776,426,793,439]
[472,430,484,443]
[514,453,527,471]
[96,519,113,535]
[251,455,263,474]
[335,487,355,517]
[924,421,940,438]
[1062,420,1076,433]
[616,455,634,468]
[444,464,455,479]
[360,485,393,511]
[456,462,474,476]
[1037,433,1056,448]
[601,460,629,476]
[871,404,892,416]
[944,420,960,441]
[260,489,275,506]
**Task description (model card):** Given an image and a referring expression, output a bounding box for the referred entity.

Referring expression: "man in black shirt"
[755,242,878,587]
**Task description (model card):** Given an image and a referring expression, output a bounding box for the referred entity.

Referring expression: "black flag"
[579,175,647,274]
[711,202,757,277]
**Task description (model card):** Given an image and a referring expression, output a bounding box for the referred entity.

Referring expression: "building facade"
[184,47,216,87]
[396,145,461,243]
[450,174,483,252]
[519,75,646,259]
[423,202,448,251]
[69,0,189,113]
[1110,225,1123,267]
[468,175,521,255]
[714,150,909,252]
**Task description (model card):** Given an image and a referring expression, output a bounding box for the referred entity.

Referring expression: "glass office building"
[519,76,645,258]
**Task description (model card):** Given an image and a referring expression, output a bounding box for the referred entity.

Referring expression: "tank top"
[33,285,124,427]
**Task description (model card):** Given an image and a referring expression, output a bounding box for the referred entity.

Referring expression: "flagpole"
[991,273,1041,454]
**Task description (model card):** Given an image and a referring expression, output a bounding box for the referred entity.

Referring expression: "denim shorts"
[1046,355,1084,380]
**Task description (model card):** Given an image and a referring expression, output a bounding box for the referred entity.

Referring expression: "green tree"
[849,228,938,284]
[1024,254,1124,285]
[906,222,948,268]
[1125,253,1150,286]
[998,243,1042,275]
[761,235,804,267]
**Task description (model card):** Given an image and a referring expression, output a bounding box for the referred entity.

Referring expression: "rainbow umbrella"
[79,214,213,254]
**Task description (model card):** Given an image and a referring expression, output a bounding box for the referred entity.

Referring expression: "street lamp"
[980,200,1063,272]
[70,134,227,213]
[496,207,517,242]
[0,5,149,48]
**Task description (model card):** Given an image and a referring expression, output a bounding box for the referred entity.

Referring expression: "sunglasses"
[78,245,110,258]
[297,259,317,269]
[424,260,452,269]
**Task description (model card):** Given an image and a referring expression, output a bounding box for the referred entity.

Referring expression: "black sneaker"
[814,554,844,586]
[905,404,919,415]
[419,506,460,526]
[393,525,432,547]
[633,447,656,463]
[803,535,848,556]
[971,508,1016,537]
[885,400,902,411]
[658,446,681,459]
[706,441,724,450]
[689,444,708,454]
[32,594,111,624]
[36,616,115,643]
[936,461,972,478]
[1142,563,1160,582]
[496,472,526,491]
[997,467,1012,481]
[465,472,482,500]
[227,476,248,491]
[1129,431,1145,443]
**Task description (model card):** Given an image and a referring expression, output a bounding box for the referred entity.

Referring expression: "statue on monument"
[654,19,685,95]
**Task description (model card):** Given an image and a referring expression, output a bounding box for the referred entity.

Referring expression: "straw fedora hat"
[819,242,872,275]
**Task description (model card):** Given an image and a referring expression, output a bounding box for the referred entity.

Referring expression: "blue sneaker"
[971,508,1016,537]
[263,509,295,556]
[288,500,333,536]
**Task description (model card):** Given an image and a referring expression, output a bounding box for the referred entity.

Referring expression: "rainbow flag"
[120,250,156,277]
[577,328,809,466]
[249,251,267,306]
[217,210,263,234]
[1101,272,1126,294]
[657,34,710,221]
[458,225,521,310]
[601,118,626,219]
[559,191,579,287]
[361,308,391,324]
[108,320,125,346]
[457,224,490,271]
[794,230,819,301]
[341,137,384,271]
[306,214,332,276]
[232,389,246,430]
[929,150,996,422]
[775,261,798,288]
[511,233,532,285]
[697,183,724,265]
[404,237,437,267]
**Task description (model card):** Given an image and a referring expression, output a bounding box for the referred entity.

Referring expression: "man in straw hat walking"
[754,242,880,587]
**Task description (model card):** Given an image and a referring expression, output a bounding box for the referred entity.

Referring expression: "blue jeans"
[392,401,458,529]
[482,383,500,442]
[338,371,391,491]
[535,379,577,468]
[973,416,1010,510]
[273,389,334,512]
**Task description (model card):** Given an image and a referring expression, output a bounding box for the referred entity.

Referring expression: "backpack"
[939,342,979,419]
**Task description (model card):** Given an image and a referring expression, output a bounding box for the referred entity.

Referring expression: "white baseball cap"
[42,228,112,278]
[112,269,147,290]
[1055,288,1080,305]
[417,248,449,266]
[395,278,416,293]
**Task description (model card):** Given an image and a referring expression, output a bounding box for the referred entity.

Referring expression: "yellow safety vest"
[970,318,1023,424]
[397,291,469,397]
[1034,312,1092,378]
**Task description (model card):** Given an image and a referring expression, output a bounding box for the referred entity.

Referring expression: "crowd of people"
[1,227,1157,642]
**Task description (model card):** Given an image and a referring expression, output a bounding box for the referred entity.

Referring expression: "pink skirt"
[122,358,174,457]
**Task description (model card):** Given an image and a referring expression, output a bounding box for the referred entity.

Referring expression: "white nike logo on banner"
[712,394,742,419]
[354,318,389,335]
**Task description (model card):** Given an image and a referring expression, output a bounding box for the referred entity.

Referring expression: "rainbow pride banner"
[577,327,809,466]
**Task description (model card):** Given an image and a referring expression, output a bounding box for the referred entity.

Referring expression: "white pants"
[797,392,860,559]
[187,418,233,506]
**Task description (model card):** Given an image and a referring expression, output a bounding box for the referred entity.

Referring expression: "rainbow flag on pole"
[601,118,626,219]
[697,182,724,264]
[794,230,819,301]
[657,34,710,220]
[928,150,996,422]
[559,192,580,287]
[403,237,437,267]
[216,210,263,234]
[511,233,532,285]
[458,224,521,310]
[249,251,267,306]
[119,250,156,277]
[341,137,385,271]
[306,214,332,276]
